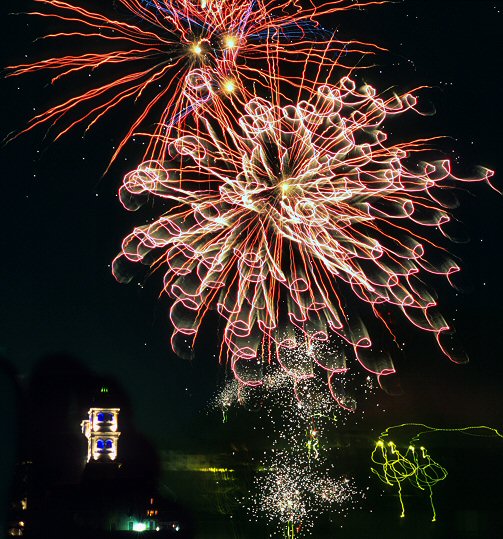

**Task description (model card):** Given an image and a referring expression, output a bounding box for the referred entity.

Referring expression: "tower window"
[97,412,114,422]
[97,439,105,449]
[105,439,113,449]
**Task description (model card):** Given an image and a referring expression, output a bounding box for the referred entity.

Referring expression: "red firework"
[7,0,385,166]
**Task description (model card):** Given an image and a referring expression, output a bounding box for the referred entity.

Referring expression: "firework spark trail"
[371,425,503,521]
[210,360,367,535]
[113,73,494,396]
[7,0,384,165]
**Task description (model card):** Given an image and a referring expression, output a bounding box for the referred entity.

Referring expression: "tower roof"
[90,385,117,408]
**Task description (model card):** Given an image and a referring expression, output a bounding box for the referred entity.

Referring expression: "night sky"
[1,0,503,536]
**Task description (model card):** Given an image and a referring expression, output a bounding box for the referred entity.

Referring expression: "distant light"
[133,522,147,532]
[100,386,109,393]
[197,467,234,473]
[192,43,202,55]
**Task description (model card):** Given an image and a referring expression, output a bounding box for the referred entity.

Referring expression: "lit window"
[97,439,105,449]
[97,413,104,422]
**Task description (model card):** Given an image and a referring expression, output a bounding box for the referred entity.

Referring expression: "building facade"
[81,406,121,462]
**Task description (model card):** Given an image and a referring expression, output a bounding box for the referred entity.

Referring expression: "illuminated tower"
[81,387,121,463]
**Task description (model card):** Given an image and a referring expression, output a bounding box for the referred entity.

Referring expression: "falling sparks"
[212,338,376,422]
[250,450,361,536]
[210,344,372,535]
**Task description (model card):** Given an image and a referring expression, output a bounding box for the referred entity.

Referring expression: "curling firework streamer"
[113,75,494,397]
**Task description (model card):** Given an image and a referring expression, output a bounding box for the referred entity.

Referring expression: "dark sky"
[1,0,502,520]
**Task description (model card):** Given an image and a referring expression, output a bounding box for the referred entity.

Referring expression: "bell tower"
[81,387,121,462]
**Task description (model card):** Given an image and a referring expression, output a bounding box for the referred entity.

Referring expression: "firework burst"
[7,0,384,165]
[113,74,494,395]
